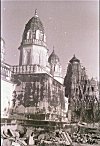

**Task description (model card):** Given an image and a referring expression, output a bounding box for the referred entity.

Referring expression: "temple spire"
[53,46,55,53]
[73,54,75,58]
[34,9,38,17]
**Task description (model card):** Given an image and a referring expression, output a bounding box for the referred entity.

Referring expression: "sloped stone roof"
[22,10,44,40]
[69,54,80,63]
[48,49,60,64]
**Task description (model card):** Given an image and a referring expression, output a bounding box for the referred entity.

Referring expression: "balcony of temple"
[22,38,47,47]
[11,64,50,75]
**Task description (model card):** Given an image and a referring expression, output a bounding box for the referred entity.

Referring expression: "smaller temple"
[48,47,63,84]
[64,55,99,123]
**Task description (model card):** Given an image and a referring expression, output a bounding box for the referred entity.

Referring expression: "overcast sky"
[1,0,99,80]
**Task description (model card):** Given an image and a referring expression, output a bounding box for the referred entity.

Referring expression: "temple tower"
[64,55,81,99]
[48,48,63,84]
[19,10,48,68]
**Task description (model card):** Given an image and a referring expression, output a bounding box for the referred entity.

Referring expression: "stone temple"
[1,10,99,127]
[1,10,68,127]
[1,9,100,146]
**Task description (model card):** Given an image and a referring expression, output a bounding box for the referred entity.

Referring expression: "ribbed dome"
[48,49,60,64]
[22,10,44,41]
[69,54,80,63]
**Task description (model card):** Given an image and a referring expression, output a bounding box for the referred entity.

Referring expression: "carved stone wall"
[11,73,65,121]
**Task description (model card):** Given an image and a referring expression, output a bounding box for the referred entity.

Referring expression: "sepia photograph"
[1,0,99,146]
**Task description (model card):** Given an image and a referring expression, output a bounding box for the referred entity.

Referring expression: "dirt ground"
[72,142,100,146]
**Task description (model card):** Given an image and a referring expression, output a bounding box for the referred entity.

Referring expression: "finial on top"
[53,46,55,53]
[35,9,38,17]
[73,54,75,57]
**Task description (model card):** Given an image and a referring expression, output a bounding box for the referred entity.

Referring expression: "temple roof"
[48,48,60,64]
[22,10,44,40]
[69,54,80,63]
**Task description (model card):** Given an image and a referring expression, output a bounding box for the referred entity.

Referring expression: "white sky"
[1,0,99,80]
